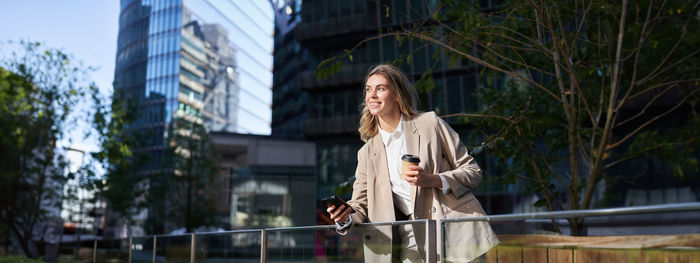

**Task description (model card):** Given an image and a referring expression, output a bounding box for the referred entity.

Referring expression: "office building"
[113,0,274,234]
[273,0,699,223]
[210,132,316,229]
[270,0,495,213]
[271,0,308,139]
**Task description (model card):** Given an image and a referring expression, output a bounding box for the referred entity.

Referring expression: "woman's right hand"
[327,204,352,224]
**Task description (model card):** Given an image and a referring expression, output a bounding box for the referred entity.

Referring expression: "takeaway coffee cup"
[401,154,420,180]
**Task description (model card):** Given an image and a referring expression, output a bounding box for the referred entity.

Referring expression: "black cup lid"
[401,154,420,163]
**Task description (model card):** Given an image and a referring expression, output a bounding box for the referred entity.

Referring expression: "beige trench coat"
[339,112,499,262]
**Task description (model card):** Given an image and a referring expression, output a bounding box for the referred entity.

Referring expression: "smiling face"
[365,74,400,118]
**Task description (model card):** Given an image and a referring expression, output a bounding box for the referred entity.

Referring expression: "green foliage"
[325,0,698,235]
[334,176,355,197]
[88,87,149,223]
[432,0,700,218]
[0,255,46,263]
[148,118,219,233]
[316,59,343,81]
[0,40,92,257]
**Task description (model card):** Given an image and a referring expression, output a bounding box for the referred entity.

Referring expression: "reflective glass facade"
[115,0,272,140]
[115,0,274,233]
[271,0,308,139]
[269,0,501,215]
[292,0,487,202]
[115,0,273,170]
[185,0,273,134]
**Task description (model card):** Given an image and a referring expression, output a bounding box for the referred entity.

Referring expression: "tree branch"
[623,79,700,105]
[618,0,656,110]
[404,31,567,104]
[607,88,700,150]
[441,113,516,123]
[604,139,697,170]
[615,83,678,127]
[638,49,700,86]
[573,0,594,49]
[583,0,629,210]
[475,40,557,77]
[635,1,699,86]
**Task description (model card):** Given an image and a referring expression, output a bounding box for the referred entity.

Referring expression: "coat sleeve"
[338,147,369,235]
[435,115,482,199]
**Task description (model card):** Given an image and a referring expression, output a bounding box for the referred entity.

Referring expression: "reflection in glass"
[264,221,428,263]
[442,220,498,262]
[155,234,191,263]
[180,7,239,133]
[131,237,154,263]
[266,226,363,262]
[95,239,129,263]
[194,231,261,262]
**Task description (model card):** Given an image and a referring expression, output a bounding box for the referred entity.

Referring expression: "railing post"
[425,220,437,263]
[128,237,132,263]
[93,239,97,263]
[152,236,157,263]
[190,233,196,263]
[260,229,267,263]
[439,220,445,263]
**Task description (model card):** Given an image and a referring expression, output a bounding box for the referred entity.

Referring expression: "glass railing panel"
[72,239,95,263]
[95,238,129,263]
[357,221,431,263]
[194,230,262,262]
[265,221,430,262]
[131,237,154,263]
[155,234,191,263]
[441,219,500,262]
[441,204,700,262]
[566,209,700,236]
[265,226,335,262]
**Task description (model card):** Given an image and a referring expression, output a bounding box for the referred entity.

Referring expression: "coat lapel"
[404,115,421,215]
[370,135,389,184]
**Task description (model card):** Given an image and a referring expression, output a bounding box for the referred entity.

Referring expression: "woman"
[327,64,498,262]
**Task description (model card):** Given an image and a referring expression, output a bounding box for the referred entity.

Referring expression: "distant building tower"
[271,0,308,139]
[113,0,273,235]
[273,0,496,216]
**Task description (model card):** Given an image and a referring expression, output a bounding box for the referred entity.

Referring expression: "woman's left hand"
[403,166,442,188]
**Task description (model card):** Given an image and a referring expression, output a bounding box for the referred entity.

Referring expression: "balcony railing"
[303,115,359,137]
[299,63,369,90]
[76,202,700,262]
[297,15,368,41]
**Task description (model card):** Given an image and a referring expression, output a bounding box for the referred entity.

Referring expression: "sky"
[0,1,120,170]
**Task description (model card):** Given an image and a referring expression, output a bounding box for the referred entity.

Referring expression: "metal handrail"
[221,219,435,233]
[91,202,700,263]
[116,202,700,239]
[440,202,700,223]
[263,224,335,232]
[180,228,263,235]
[436,202,700,263]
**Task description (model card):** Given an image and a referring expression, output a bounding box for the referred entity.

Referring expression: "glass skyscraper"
[114,0,273,233]
[115,0,272,164]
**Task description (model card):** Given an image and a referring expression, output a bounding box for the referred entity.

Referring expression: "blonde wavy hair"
[358,64,419,142]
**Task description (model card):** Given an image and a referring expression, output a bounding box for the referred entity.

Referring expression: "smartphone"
[321,195,353,213]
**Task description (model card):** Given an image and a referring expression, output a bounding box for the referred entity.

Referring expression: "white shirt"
[337,116,450,229]
[378,116,413,215]
[377,116,450,216]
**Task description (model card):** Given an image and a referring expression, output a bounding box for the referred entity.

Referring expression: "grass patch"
[0,255,45,263]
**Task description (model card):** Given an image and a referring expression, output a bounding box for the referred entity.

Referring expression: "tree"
[149,118,219,233]
[0,41,92,257]
[320,0,699,235]
[88,87,150,236]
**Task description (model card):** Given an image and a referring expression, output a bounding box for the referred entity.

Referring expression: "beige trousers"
[394,224,422,263]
